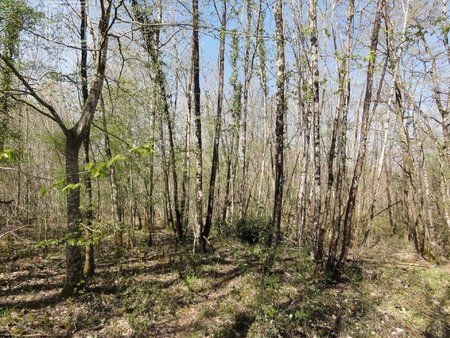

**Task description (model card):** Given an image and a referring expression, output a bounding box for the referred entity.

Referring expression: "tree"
[271,0,285,245]
[192,0,203,250]
[0,0,116,297]
[0,0,38,149]
[338,0,385,270]
[222,29,242,225]
[325,0,355,271]
[203,0,227,251]
[308,0,323,261]
[132,0,183,241]
[81,0,95,277]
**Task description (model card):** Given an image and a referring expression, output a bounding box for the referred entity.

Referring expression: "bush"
[234,215,273,245]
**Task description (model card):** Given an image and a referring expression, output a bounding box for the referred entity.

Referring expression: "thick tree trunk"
[83,135,95,277]
[61,135,84,298]
[1,0,113,298]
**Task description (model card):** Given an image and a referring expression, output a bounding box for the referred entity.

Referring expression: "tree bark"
[271,0,285,246]
[131,0,183,240]
[61,0,112,297]
[338,0,384,269]
[361,0,410,247]
[61,135,84,297]
[192,0,203,251]
[202,0,227,251]
[325,0,354,271]
[80,0,95,278]
[308,0,323,261]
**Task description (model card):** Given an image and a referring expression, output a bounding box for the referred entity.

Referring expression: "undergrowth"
[0,231,449,337]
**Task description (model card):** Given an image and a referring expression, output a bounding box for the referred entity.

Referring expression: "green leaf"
[92,162,108,178]
[131,144,155,157]
[442,24,450,35]
[107,154,127,168]
[0,149,17,162]
[35,238,61,249]
[51,178,66,190]
[61,183,81,192]
[262,305,278,318]
[364,50,377,63]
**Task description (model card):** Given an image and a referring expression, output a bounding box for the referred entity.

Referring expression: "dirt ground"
[1,231,449,337]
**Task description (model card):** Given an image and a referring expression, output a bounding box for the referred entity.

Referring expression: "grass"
[0,230,449,337]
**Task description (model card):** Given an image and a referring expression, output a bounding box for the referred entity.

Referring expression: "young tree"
[271,0,286,245]
[192,0,203,250]
[338,0,385,269]
[80,0,95,277]
[308,0,323,261]
[222,29,242,225]
[131,0,183,240]
[203,0,227,251]
[326,0,355,271]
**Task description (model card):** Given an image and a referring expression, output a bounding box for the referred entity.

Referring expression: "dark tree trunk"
[326,0,354,272]
[61,135,84,298]
[83,134,94,277]
[202,0,227,251]
[192,0,203,250]
[80,0,94,278]
[271,0,286,246]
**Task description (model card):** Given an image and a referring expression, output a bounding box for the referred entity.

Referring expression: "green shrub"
[234,215,273,245]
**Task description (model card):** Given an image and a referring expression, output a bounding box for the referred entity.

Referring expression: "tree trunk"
[238,1,253,220]
[202,0,227,251]
[325,0,354,271]
[131,0,183,240]
[80,0,94,278]
[308,0,323,261]
[361,0,410,247]
[83,134,95,277]
[338,0,384,269]
[192,0,203,251]
[61,135,84,298]
[181,37,194,236]
[271,0,285,246]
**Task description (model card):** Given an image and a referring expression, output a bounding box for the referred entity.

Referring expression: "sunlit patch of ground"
[0,232,449,337]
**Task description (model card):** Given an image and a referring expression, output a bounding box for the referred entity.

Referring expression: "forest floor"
[0,231,449,337]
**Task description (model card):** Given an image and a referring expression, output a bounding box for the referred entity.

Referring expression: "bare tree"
[271,0,286,245]
[192,0,203,250]
[203,0,227,251]
[338,0,385,270]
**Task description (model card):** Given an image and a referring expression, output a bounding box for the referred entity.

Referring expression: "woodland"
[0,0,449,336]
